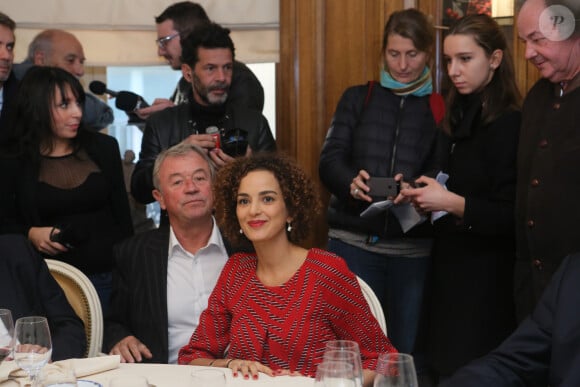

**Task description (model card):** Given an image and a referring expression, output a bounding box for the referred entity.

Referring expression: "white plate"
[78,381,103,387]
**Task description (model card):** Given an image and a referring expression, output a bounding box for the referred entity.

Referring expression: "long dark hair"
[4,66,87,163]
[444,14,521,131]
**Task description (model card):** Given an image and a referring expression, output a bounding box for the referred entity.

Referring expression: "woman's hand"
[28,226,68,256]
[393,173,411,204]
[227,358,275,379]
[350,170,372,203]
[400,176,465,217]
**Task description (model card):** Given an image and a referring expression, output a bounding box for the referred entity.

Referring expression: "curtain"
[5,0,279,65]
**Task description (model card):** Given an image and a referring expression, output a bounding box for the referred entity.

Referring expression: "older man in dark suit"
[442,252,580,387]
[104,142,229,364]
[0,234,86,360]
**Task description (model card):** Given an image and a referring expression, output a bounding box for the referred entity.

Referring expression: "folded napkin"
[0,355,120,385]
[0,361,19,384]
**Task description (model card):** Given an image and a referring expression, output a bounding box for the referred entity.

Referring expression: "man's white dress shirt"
[166,218,228,364]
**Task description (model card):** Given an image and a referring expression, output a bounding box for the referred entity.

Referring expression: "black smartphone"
[367,177,400,199]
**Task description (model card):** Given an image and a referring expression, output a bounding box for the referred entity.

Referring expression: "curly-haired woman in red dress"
[179,153,395,385]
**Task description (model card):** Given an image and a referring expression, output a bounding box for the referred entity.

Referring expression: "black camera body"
[49,225,88,249]
[206,127,249,157]
[221,128,249,157]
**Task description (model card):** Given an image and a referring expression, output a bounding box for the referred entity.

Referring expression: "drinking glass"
[13,316,52,386]
[0,309,15,363]
[190,369,226,387]
[374,353,418,387]
[325,340,361,354]
[325,341,363,387]
[109,375,149,387]
[323,350,363,387]
[315,361,357,387]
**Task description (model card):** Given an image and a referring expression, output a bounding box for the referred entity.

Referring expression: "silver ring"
[353,188,359,196]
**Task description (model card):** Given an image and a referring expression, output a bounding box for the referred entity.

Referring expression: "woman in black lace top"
[7,66,133,313]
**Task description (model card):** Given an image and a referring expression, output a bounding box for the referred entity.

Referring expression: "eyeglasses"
[156,33,179,49]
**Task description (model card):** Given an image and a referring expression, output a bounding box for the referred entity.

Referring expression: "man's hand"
[135,98,175,120]
[109,336,153,363]
[208,148,235,167]
[182,133,218,150]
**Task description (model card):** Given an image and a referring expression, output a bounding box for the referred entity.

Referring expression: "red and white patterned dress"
[178,248,396,376]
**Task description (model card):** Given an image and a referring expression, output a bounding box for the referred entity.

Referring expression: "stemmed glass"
[325,341,363,387]
[315,361,357,387]
[0,309,15,363]
[323,350,363,387]
[374,353,418,387]
[13,316,52,386]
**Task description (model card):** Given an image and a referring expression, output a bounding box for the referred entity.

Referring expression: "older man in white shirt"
[104,142,229,364]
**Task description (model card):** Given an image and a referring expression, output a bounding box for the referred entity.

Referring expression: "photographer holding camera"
[131,22,276,206]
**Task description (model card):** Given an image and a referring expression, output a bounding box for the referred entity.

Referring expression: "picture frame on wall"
[442,0,492,26]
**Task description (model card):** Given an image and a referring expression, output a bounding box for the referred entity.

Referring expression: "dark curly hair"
[214,153,322,250]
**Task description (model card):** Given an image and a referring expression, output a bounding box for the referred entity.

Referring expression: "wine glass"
[374,353,418,387]
[323,350,363,387]
[190,369,226,387]
[315,361,357,387]
[13,316,52,386]
[0,309,15,363]
[325,340,361,354]
[325,340,363,387]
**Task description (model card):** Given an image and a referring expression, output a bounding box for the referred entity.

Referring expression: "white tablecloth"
[86,364,314,387]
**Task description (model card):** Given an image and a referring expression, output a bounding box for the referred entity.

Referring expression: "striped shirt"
[178,248,396,376]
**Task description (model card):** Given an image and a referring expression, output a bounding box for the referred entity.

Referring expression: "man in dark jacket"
[442,252,580,387]
[105,143,229,364]
[514,0,580,320]
[0,234,86,360]
[131,22,275,205]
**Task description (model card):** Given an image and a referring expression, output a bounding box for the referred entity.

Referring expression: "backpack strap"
[354,81,376,129]
[364,80,376,108]
[429,92,445,126]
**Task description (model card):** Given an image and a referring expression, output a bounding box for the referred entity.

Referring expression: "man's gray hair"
[152,142,216,191]
[26,30,60,61]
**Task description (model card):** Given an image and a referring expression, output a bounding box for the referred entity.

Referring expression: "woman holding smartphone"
[319,9,443,364]
[400,14,521,382]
